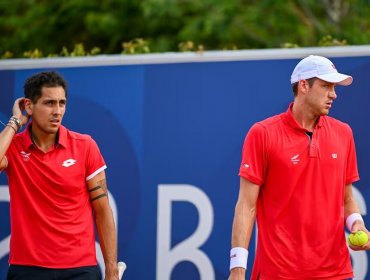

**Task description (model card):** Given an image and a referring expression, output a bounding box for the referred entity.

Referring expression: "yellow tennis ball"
[348,231,369,246]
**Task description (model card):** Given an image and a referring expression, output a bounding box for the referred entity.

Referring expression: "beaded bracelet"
[7,119,19,132]
[6,123,17,133]
[9,116,22,130]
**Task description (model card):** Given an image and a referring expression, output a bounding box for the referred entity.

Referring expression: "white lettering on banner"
[156,184,215,280]
[0,185,118,279]
[350,185,368,280]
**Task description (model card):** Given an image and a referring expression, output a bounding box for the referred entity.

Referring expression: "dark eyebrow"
[43,98,67,103]
[321,81,334,86]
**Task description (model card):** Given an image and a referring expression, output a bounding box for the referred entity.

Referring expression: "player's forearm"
[231,178,259,248]
[343,183,367,234]
[229,199,256,279]
[231,199,256,248]
[344,184,361,219]
[95,206,119,278]
[344,200,361,221]
[0,124,18,167]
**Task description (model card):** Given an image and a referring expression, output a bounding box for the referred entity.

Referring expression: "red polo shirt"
[239,103,359,280]
[3,124,106,268]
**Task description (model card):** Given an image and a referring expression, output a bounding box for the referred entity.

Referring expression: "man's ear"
[24,98,33,116]
[298,80,309,94]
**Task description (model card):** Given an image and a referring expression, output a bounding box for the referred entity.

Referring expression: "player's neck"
[291,102,319,132]
[30,129,57,153]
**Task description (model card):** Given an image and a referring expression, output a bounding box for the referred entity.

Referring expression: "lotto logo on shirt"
[62,159,77,167]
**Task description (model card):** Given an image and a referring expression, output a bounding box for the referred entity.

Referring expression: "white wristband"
[230,247,248,270]
[346,213,364,231]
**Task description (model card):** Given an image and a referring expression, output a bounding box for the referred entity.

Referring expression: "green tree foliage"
[0,0,369,58]
[141,0,370,50]
[0,0,144,57]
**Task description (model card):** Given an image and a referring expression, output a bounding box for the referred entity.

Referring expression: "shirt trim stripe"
[86,165,107,181]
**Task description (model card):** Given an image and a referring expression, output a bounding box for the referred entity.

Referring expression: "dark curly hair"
[24,71,68,103]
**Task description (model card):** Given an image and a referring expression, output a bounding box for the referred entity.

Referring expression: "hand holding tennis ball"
[348,230,369,246]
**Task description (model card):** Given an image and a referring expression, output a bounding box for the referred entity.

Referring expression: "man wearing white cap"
[229,55,368,280]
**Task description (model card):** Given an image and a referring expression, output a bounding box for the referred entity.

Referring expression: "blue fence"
[1,47,370,279]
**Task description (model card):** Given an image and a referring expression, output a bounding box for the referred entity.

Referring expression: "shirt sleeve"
[3,137,17,172]
[238,123,268,186]
[85,137,107,181]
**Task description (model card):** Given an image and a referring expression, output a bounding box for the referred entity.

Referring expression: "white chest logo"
[291,154,300,164]
[62,159,77,167]
[332,153,338,159]
[20,151,31,161]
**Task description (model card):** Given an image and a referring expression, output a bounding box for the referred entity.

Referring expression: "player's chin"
[320,109,330,116]
[47,125,60,133]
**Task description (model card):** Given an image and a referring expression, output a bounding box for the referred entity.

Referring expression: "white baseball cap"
[290,55,353,86]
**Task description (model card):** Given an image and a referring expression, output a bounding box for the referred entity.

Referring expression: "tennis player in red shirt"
[0,71,119,280]
[229,55,369,280]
